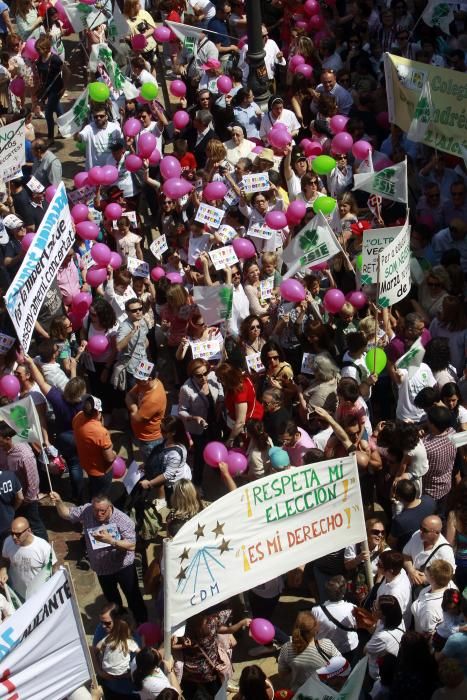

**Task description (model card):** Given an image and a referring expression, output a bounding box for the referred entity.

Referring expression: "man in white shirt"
[432,219,467,274]
[0,517,57,600]
[312,575,358,658]
[376,549,412,627]
[76,107,123,170]
[238,25,286,83]
[403,515,456,589]
[311,69,353,115]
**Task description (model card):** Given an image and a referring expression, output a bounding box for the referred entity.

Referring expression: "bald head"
[421,515,442,532]
[10,517,32,545]
[12,516,29,531]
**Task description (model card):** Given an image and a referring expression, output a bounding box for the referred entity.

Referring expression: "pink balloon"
[303,140,322,157]
[173,110,190,130]
[71,203,89,224]
[162,177,190,200]
[265,210,287,230]
[123,117,142,138]
[309,14,324,30]
[203,441,228,467]
[76,221,99,241]
[295,20,308,30]
[22,38,39,61]
[151,266,165,281]
[21,232,35,252]
[203,181,227,202]
[170,80,187,98]
[91,243,112,266]
[87,166,104,186]
[226,450,248,476]
[68,311,83,331]
[331,132,353,154]
[323,288,346,314]
[137,622,162,646]
[109,252,123,270]
[269,128,292,149]
[271,121,288,131]
[286,200,307,224]
[148,148,161,166]
[131,34,147,51]
[112,456,126,478]
[138,131,157,158]
[153,26,171,42]
[250,618,275,645]
[295,64,313,79]
[45,186,57,203]
[232,237,256,259]
[74,172,89,189]
[217,75,233,94]
[166,272,183,284]
[304,0,319,15]
[252,145,263,154]
[160,155,182,180]
[125,154,143,172]
[330,115,349,134]
[88,334,110,357]
[346,290,368,309]
[0,375,20,399]
[289,54,305,73]
[104,202,123,220]
[352,140,372,160]
[72,292,92,316]
[100,165,119,185]
[86,265,108,287]
[10,77,25,97]
[280,278,306,302]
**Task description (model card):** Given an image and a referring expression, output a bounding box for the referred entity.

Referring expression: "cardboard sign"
[241,173,270,194]
[150,234,168,259]
[208,245,239,271]
[127,256,150,278]
[195,203,224,230]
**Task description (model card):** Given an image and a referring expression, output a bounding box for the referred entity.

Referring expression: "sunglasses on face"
[194,370,208,378]
[370,529,384,536]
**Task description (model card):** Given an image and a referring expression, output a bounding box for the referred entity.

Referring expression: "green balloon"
[356,254,362,270]
[311,155,336,176]
[140,82,158,101]
[89,81,110,103]
[313,196,337,216]
[365,347,387,375]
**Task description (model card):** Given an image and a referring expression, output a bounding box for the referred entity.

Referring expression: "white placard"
[224,188,240,206]
[208,245,239,271]
[361,225,403,285]
[246,352,265,374]
[0,333,16,354]
[0,119,25,182]
[301,352,316,375]
[80,249,95,270]
[122,460,142,494]
[112,209,138,228]
[216,225,237,245]
[190,338,223,361]
[377,217,411,308]
[259,276,274,301]
[188,233,211,265]
[241,173,270,194]
[127,256,150,278]
[195,203,225,229]
[87,523,122,550]
[150,234,168,259]
[68,184,96,205]
[26,175,45,193]
[248,222,275,240]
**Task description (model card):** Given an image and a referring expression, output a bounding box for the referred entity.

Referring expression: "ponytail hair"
[291,611,319,654]
[132,648,162,690]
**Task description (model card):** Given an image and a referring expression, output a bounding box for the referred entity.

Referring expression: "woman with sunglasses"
[243,259,279,321]
[414,266,451,323]
[344,518,389,605]
[179,359,224,485]
[175,310,221,383]
[215,362,264,447]
[239,315,266,358]
[260,340,294,392]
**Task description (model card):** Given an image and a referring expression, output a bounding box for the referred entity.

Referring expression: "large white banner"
[361,225,403,286]
[377,217,411,308]
[0,569,90,700]
[4,183,75,351]
[0,119,25,182]
[166,456,365,628]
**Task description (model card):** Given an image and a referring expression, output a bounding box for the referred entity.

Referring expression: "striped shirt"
[422,429,456,500]
[278,638,340,691]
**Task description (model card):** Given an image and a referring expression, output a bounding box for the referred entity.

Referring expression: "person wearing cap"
[30,138,62,187]
[23,179,47,231]
[283,144,311,200]
[316,656,350,691]
[125,361,167,461]
[9,178,41,231]
[199,57,223,92]
[174,31,218,102]
[2,214,27,282]
[72,395,117,498]
[259,96,300,143]
[76,106,123,170]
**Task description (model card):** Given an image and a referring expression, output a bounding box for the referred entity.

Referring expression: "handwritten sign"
[150,234,168,259]
[248,222,275,240]
[246,352,265,374]
[68,184,96,206]
[80,249,95,270]
[190,337,223,361]
[224,188,240,207]
[127,256,150,278]
[361,225,402,285]
[377,217,411,308]
[195,203,224,230]
[26,176,45,193]
[209,245,239,271]
[165,456,365,628]
[0,333,15,355]
[241,173,270,194]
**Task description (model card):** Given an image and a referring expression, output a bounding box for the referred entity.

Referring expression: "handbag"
[111,361,128,391]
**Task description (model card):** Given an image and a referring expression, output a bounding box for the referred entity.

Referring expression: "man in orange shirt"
[72,395,117,498]
[125,361,167,460]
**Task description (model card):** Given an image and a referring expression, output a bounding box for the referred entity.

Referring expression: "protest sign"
[188,234,211,265]
[396,337,425,372]
[377,217,411,308]
[248,222,275,240]
[282,212,342,280]
[209,245,239,271]
[241,173,270,194]
[384,52,467,157]
[123,460,142,494]
[58,88,90,138]
[4,183,75,351]
[301,353,316,375]
[216,225,237,244]
[259,277,274,301]
[127,256,150,278]
[193,286,233,326]
[0,569,91,700]
[150,234,168,259]
[224,189,239,207]
[0,395,43,444]
[0,119,25,182]
[0,333,15,355]
[361,225,403,285]
[68,184,96,206]
[80,249,95,271]
[190,337,223,361]
[195,203,225,229]
[165,456,365,628]
[246,352,265,374]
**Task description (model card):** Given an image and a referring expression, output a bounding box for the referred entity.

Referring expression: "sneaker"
[154,498,167,511]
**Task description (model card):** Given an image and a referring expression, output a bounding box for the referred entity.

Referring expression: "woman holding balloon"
[123,0,157,66]
[82,298,119,414]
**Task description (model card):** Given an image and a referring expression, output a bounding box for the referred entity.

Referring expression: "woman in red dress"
[215,362,264,447]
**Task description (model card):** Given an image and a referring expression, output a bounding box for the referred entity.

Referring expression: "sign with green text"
[377,217,411,308]
[166,456,365,628]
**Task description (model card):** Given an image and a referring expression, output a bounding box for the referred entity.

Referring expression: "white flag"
[107,1,129,42]
[353,159,408,204]
[165,20,205,43]
[407,79,433,142]
[357,150,374,174]
[57,88,89,138]
[0,395,43,444]
[422,0,457,34]
[396,337,426,374]
[88,44,139,98]
[61,0,88,32]
[282,211,342,279]
[0,569,91,700]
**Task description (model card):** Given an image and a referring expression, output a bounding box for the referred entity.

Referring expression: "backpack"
[145,443,184,480]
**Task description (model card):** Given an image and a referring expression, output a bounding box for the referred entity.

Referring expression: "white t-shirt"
[98,636,139,675]
[259,108,301,141]
[376,569,412,626]
[80,122,123,169]
[411,581,457,634]
[312,600,358,653]
[138,670,174,699]
[403,531,456,572]
[396,363,436,421]
[188,0,215,20]
[2,535,57,600]
[366,621,405,680]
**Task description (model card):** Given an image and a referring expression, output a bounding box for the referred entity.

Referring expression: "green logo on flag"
[9,405,29,439]
[431,4,450,27]
[73,96,89,125]
[360,273,372,285]
[218,287,233,320]
[397,346,420,369]
[377,296,390,308]
[374,169,396,196]
[414,96,431,123]
[299,228,319,252]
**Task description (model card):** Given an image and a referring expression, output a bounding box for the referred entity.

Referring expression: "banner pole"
[163,537,173,663]
[64,564,98,687]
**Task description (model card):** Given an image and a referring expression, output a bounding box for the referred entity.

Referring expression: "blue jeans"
[135,436,163,461]
[44,91,63,139]
[55,430,84,503]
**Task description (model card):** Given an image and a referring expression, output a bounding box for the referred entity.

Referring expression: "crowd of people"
[0,0,466,699]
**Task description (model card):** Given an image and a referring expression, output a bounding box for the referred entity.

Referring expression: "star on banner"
[194,523,205,540]
[218,539,231,554]
[176,566,188,582]
[212,521,225,537]
[179,547,190,562]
